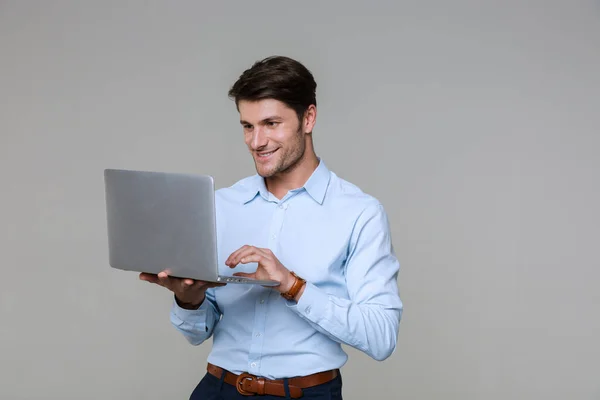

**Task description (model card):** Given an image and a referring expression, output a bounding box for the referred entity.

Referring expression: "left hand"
[225,245,294,293]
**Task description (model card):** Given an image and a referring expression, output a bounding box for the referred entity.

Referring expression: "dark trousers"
[190,371,343,400]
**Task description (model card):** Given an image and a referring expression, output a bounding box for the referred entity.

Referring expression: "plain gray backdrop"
[1,1,599,399]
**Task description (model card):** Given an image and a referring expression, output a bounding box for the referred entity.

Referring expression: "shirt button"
[271,234,277,239]
[256,333,261,337]
[251,362,257,368]
[305,306,311,314]
[260,299,265,304]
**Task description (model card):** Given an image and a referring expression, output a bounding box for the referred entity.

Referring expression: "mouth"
[255,149,278,161]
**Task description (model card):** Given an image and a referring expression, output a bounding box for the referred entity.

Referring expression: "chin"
[257,168,278,178]
[253,158,280,177]
[254,163,276,178]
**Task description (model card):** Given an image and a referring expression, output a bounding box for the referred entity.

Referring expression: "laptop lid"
[104,168,220,281]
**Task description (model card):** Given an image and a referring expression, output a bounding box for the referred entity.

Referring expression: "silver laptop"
[103,168,278,286]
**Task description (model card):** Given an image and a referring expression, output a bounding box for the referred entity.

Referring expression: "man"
[140,56,403,399]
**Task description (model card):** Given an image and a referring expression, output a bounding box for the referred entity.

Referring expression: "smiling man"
[140,56,403,399]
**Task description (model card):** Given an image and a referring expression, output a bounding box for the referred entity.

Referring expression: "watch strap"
[281,271,306,301]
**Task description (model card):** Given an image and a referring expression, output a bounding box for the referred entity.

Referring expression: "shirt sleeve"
[170,287,221,345]
[286,203,403,361]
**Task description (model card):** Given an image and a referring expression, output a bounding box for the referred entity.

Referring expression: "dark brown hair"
[228,56,317,122]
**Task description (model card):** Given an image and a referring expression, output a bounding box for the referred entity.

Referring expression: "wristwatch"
[280,271,306,301]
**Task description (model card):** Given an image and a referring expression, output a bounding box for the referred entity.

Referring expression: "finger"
[236,253,266,266]
[181,278,196,287]
[179,278,196,291]
[227,245,270,266]
[157,269,172,279]
[225,246,250,266]
[225,245,252,266]
[157,270,173,289]
[255,247,271,257]
[228,247,269,268]
[139,273,159,284]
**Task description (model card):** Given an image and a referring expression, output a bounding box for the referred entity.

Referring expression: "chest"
[215,198,356,288]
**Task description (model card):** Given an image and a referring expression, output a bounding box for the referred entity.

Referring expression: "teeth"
[259,151,274,157]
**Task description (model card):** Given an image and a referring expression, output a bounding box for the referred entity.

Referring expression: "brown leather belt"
[207,362,339,398]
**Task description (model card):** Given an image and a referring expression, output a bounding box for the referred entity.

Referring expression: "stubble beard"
[255,128,306,179]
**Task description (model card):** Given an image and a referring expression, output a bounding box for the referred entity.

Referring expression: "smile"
[256,149,278,159]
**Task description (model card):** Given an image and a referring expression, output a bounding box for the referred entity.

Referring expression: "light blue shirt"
[170,159,403,379]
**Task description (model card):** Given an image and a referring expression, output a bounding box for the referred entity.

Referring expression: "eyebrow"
[240,116,282,125]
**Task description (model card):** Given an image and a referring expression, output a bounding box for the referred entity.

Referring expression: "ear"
[303,105,317,134]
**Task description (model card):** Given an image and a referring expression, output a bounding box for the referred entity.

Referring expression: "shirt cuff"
[285,282,329,323]
[170,296,210,329]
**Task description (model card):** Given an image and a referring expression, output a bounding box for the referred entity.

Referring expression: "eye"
[242,124,253,131]
[266,121,278,127]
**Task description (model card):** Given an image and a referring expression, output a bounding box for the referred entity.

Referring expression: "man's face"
[238,99,306,178]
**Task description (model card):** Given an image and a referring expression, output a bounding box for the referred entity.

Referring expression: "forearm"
[288,282,402,361]
[170,293,221,345]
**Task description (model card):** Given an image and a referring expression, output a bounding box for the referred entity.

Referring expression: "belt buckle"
[235,372,256,396]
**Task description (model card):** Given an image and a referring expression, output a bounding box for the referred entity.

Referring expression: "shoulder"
[326,173,394,249]
[215,175,257,203]
[327,171,384,214]
[327,171,395,240]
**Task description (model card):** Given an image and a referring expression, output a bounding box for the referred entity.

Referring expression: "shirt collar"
[303,158,330,204]
[242,158,331,205]
[241,174,269,204]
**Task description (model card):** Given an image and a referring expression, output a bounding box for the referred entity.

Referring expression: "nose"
[249,127,268,150]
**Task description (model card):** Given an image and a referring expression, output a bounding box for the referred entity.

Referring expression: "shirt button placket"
[269,201,286,248]
[249,292,270,374]
[248,202,286,374]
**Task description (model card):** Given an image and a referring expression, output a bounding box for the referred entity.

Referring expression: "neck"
[265,148,319,200]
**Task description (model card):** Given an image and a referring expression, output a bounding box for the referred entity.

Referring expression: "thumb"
[233,272,255,279]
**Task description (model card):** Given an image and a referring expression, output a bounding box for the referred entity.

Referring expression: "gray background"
[1,1,599,399]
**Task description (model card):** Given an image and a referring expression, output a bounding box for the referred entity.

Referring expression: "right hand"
[139,270,225,309]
